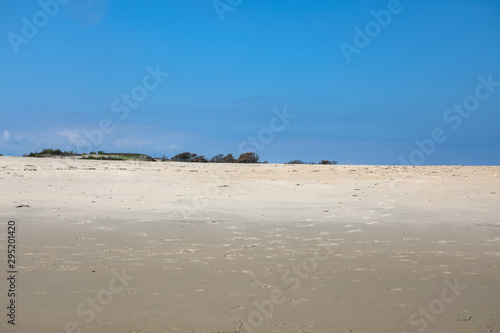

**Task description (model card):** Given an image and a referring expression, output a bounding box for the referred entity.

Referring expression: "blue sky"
[1,0,499,164]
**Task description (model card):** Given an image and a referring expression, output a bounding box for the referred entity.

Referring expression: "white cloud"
[59,130,86,147]
[168,144,181,150]
[136,140,151,146]
[113,138,133,148]
[3,131,11,142]
[13,134,23,143]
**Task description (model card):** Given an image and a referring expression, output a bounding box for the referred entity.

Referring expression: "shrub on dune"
[237,152,259,163]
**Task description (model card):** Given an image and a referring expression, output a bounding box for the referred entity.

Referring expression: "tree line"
[165,152,337,165]
[166,152,260,163]
[19,148,337,165]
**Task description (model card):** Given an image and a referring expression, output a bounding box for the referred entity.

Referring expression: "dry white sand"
[0,156,499,333]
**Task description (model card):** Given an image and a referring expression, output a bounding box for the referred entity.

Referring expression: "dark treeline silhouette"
[20,148,337,165]
[169,152,260,163]
[165,152,337,165]
[285,159,337,165]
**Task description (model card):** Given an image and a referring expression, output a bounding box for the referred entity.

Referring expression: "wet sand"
[0,156,499,333]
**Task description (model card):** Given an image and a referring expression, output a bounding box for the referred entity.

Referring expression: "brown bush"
[319,160,337,165]
[237,152,259,163]
[222,153,236,163]
[191,155,207,162]
[171,152,198,162]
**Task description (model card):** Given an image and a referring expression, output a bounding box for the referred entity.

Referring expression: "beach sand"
[1,156,499,333]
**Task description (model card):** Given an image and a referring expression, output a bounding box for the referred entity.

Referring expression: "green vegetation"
[286,160,305,164]
[170,152,260,163]
[24,149,154,161]
[22,148,337,164]
[24,148,78,157]
[222,154,236,163]
[82,153,155,162]
[209,154,224,163]
[236,152,259,163]
[171,152,199,162]
[286,159,337,165]
[209,153,237,163]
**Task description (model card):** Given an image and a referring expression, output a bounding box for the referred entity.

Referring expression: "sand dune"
[0,156,499,333]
